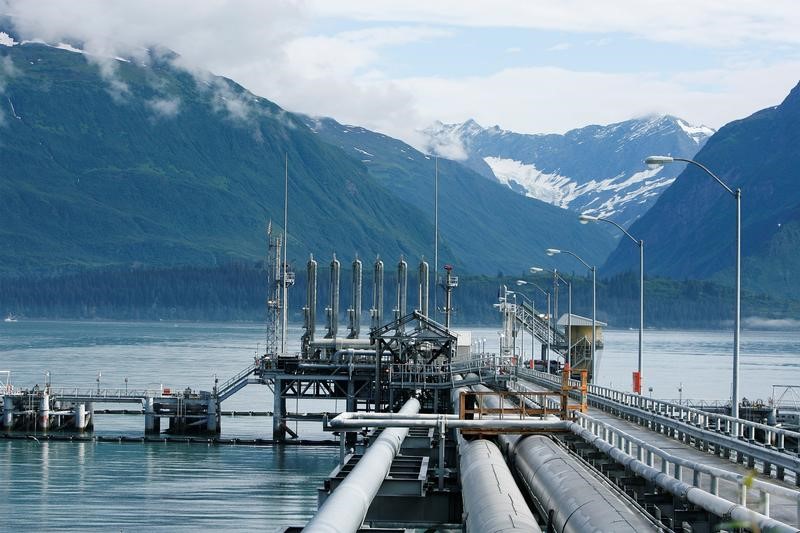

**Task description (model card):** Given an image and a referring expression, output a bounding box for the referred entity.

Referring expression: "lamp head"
[645,155,674,167]
[546,248,561,256]
[516,280,527,286]
[529,267,543,273]
[579,213,598,224]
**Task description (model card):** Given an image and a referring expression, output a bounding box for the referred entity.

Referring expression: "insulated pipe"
[305,397,421,533]
[348,257,362,339]
[418,260,429,317]
[460,439,542,533]
[304,254,317,344]
[502,434,659,532]
[397,257,407,320]
[329,417,568,431]
[308,338,372,348]
[451,379,541,533]
[326,254,340,339]
[371,258,384,329]
[568,421,798,533]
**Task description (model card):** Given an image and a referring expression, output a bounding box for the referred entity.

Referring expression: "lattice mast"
[265,221,282,357]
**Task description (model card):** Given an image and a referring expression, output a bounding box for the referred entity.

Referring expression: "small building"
[557,313,606,349]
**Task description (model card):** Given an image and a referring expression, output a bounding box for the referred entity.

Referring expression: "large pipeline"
[451,379,542,533]
[304,397,421,533]
[471,384,657,532]
[502,434,659,532]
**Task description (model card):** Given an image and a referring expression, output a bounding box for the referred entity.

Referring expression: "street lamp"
[546,248,597,380]
[516,279,551,370]
[580,213,644,393]
[645,155,741,424]
[531,267,572,368]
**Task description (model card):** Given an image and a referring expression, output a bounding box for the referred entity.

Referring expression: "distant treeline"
[0,263,797,328]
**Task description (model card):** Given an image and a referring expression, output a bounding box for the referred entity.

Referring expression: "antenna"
[281,153,289,356]
[433,156,439,321]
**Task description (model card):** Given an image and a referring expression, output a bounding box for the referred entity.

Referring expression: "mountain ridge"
[423,115,715,228]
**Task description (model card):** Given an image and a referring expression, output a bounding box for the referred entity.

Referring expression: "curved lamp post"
[546,248,597,380]
[580,213,644,393]
[645,155,741,424]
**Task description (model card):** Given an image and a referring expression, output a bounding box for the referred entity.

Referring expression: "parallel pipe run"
[460,439,542,533]
[450,378,542,533]
[502,434,659,532]
[568,420,799,533]
[305,397,421,533]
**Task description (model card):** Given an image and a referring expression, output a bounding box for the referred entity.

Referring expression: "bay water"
[1,320,799,530]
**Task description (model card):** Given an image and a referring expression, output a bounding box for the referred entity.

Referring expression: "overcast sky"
[2,0,799,147]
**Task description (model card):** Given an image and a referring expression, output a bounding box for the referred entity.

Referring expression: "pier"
[4,250,800,532]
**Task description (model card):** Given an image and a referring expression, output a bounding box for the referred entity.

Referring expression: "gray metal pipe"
[451,379,541,532]
[418,260,429,317]
[304,254,317,347]
[326,254,340,339]
[305,397,421,533]
[371,257,383,329]
[397,257,407,319]
[348,257,362,339]
[330,417,568,430]
[460,439,542,533]
[568,421,798,533]
[502,434,659,532]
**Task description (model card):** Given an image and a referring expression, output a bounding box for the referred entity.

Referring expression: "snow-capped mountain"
[423,116,715,228]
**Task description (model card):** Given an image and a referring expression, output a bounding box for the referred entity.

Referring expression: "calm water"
[1,319,799,530]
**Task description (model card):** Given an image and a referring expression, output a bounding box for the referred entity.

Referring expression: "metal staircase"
[514,301,566,354]
[216,362,259,402]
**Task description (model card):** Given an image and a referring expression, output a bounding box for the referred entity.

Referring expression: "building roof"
[557,313,607,327]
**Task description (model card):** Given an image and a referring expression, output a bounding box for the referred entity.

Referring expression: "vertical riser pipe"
[419,260,429,317]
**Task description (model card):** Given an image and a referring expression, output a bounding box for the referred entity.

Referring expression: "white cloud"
[0,0,797,150]
[395,63,800,137]
[547,42,571,52]
[307,0,800,47]
[0,55,18,126]
[146,96,180,119]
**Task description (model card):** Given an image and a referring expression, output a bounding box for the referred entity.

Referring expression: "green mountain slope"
[304,117,615,274]
[0,42,435,273]
[0,39,613,278]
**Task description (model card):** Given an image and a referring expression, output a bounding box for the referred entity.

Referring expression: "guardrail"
[517,367,800,454]
[43,387,207,401]
[572,411,800,524]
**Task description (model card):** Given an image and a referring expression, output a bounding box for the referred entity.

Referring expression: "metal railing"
[517,367,800,453]
[572,411,800,524]
[388,355,511,389]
